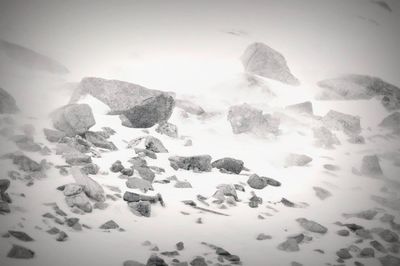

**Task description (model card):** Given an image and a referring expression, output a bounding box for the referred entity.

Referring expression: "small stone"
[337,229,350,236]
[285,153,312,167]
[256,233,272,240]
[8,231,34,242]
[278,239,299,252]
[370,240,387,253]
[296,218,327,234]
[336,248,352,259]
[110,160,124,173]
[313,186,332,200]
[176,241,184,251]
[155,122,178,138]
[174,181,192,188]
[56,231,68,242]
[358,247,374,258]
[146,254,168,266]
[99,220,119,230]
[211,157,244,174]
[145,136,168,153]
[378,255,400,266]
[128,201,151,217]
[190,256,207,266]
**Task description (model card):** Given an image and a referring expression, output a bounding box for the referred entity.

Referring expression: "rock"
[43,128,66,142]
[359,247,375,258]
[278,238,299,252]
[99,220,119,229]
[0,88,19,114]
[56,231,68,242]
[71,167,105,202]
[70,77,175,128]
[216,184,238,201]
[156,122,178,138]
[134,148,157,159]
[296,218,328,234]
[124,192,164,206]
[379,255,400,266]
[85,131,117,150]
[4,152,42,172]
[322,110,361,136]
[285,153,312,167]
[313,126,341,148]
[343,209,378,220]
[285,101,313,115]
[336,248,352,259]
[64,185,92,213]
[361,155,383,177]
[247,174,268,189]
[323,164,340,171]
[13,135,42,152]
[370,240,387,253]
[126,177,153,192]
[378,229,399,243]
[371,195,400,211]
[176,242,184,251]
[257,233,272,240]
[123,260,146,266]
[168,155,212,172]
[211,157,244,174]
[0,179,10,196]
[317,74,400,110]
[227,103,280,136]
[80,163,100,175]
[110,160,124,173]
[175,99,205,115]
[174,181,192,188]
[337,229,350,236]
[313,186,332,200]
[136,167,155,182]
[8,231,34,242]
[190,256,207,266]
[379,112,400,133]
[146,254,168,266]
[121,168,133,176]
[241,42,299,85]
[7,244,34,259]
[0,201,10,213]
[64,152,92,166]
[51,104,95,137]
[61,135,92,153]
[145,136,168,153]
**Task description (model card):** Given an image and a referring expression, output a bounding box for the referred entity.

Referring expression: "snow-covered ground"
[0,1,400,266]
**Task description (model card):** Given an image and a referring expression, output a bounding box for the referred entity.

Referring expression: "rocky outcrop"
[322,110,361,136]
[51,104,95,137]
[69,77,175,128]
[317,74,400,111]
[241,42,300,85]
[0,88,19,114]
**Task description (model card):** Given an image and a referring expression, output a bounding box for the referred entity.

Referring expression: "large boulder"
[51,104,95,137]
[0,88,19,114]
[317,74,400,111]
[227,103,280,136]
[322,110,361,136]
[241,42,300,86]
[69,77,175,128]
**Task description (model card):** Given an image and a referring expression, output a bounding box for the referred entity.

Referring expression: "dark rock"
[5,152,42,172]
[358,247,375,258]
[168,155,212,172]
[8,231,34,242]
[99,220,119,229]
[337,229,350,236]
[190,256,207,266]
[336,248,352,259]
[80,163,100,175]
[378,229,399,243]
[379,112,400,133]
[0,88,19,113]
[51,103,95,137]
[56,231,68,242]
[257,233,272,240]
[110,160,124,173]
[128,201,151,217]
[126,177,153,192]
[134,148,157,159]
[146,254,168,266]
[121,168,134,176]
[176,241,184,251]
[278,238,299,252]
[371,240,388,253]
[241,42,300,85]
[123,260,146,266]
[145,136,168,153]
[211,157,244,174]
[7,244,34,259]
